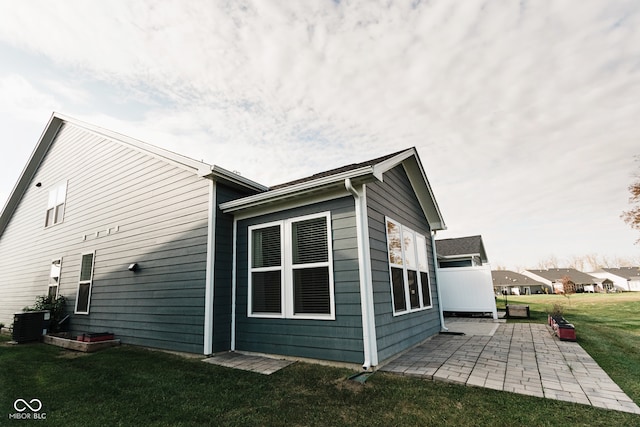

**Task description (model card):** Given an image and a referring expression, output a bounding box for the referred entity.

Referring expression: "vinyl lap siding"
[235,197,365,364]
[0,123,210,353]
[211,183,253,352]
[367,165,441,363]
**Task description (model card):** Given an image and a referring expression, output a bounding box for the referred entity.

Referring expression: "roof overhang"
[439,253,482,260]
[220,148,447,231]
[219,166,376,215]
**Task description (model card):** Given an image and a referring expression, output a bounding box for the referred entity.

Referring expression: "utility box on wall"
[12,311,50,343]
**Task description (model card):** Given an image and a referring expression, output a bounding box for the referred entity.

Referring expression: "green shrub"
[23,295,67,333]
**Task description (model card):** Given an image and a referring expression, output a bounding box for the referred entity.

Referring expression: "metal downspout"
[203,180,217,355]
[345,178,376,370]
[431,230,448,332]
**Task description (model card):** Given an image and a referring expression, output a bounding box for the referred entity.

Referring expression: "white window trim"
[248,212,335,320]
[74,251,95,315]
[48,258,62,298]
[248,220,285,319]
[385,217,432,316]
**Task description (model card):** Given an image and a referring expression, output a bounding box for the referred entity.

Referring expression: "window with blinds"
[248,212,334,320]
[75,252,95,314]
[250,225,282,314]
[385,218,433,315]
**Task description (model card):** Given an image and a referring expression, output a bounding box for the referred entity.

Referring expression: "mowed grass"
[0,293,638,426]
[497,293,640,406]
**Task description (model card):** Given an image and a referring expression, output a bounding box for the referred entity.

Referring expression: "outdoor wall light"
[128,263,139,272]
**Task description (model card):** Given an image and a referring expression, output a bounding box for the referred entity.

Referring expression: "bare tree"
[622,160,640,244]
[584,253,601,271]
[567,255,585,271]
[536,255,559,269]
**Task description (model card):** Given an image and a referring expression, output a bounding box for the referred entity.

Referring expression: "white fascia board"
[203,165,269,192]
[371,148,416,181]
[0,114,64,236]
[219,166,375,214]
[440,253,481,260]
[401,155,447,231]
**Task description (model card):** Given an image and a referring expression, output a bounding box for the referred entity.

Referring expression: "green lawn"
[497,293,640,406]
[1,293,639,426]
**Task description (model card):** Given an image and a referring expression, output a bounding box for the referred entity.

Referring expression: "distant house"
[590,267,640,292]
[491,270,549,295]
[434,235,497,319]
[0,113,448,369]
[522,268,612,293]
[435,235,487,268]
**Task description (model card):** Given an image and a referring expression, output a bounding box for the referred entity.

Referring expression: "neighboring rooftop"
[597,267,640,280]
[524,268,599,284]
[435,235,488,262]
[491,270,546,287]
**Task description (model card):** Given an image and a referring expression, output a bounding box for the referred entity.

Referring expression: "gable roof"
[219,147,446,230]
[435,235,488,262]
[524,268,599,284]
[0,112,267,237]
[269,149,407,190]
[491,270,546,287]
[597,267,640,280]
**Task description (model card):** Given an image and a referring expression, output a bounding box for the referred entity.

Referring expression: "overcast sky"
[1,0,639,270]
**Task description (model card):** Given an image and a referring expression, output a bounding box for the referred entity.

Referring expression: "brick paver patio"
[380,323,640,414]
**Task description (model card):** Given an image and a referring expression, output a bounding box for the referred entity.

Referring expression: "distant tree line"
[494,253,640,272]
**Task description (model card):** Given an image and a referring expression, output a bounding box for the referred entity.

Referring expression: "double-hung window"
[48,258,62,298]
[386,217,432,315]
[45,181,67,227]
[249,212,335,320]
[75,252,95,314]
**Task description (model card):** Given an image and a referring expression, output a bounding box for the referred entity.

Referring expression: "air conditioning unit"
[12,311,50,343]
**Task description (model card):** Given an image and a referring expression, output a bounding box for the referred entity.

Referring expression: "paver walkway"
[381,323,640,414]
[203,351,294,375]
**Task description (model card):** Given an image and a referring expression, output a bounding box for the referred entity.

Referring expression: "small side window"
[45,181,67,227]
[75,252,95,314]
[48,258,61,298]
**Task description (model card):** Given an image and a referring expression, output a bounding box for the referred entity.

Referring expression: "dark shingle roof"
[525,268,599,284]
[269,149,409,190]
[600,267,640,280]
[435,235,487,262]
[491,270,546,287]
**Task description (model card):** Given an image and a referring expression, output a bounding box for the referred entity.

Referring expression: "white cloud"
[0,74,58,119]
[0,0,639,268]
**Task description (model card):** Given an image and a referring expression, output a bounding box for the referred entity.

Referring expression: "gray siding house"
[220,149,447,368]
[0,113,447,369]
[0,113,265,355]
